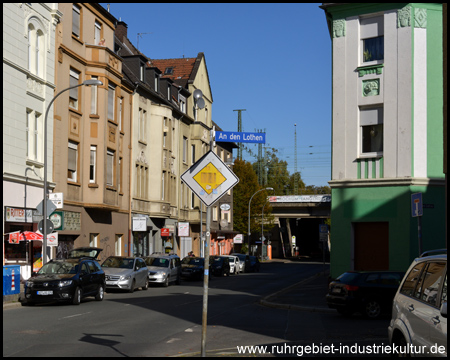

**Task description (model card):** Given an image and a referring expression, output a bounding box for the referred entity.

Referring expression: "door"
[353,222,389,271]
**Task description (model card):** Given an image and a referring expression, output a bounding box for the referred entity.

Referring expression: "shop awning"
[7,231,43,244]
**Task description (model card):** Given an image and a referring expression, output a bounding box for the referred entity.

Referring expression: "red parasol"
[8,231,43,244]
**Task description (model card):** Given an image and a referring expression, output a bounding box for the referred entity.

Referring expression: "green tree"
[233,159,274,236]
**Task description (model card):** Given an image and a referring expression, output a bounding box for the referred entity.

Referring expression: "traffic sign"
[36,199,57,217]
[215,131,266,144]
[411,193,423,217]
[181,150,239,207]
[38,219,55,234]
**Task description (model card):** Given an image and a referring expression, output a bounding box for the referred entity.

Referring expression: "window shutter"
[72,5,80,37]
[68,144,77,171]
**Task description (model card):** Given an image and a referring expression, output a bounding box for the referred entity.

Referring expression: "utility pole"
[233,109,246,160]
[294,123,298,195]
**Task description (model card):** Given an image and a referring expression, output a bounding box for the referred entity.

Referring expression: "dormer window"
[164,67,173,75]
[140,62,145,82]
[154,74,159,92]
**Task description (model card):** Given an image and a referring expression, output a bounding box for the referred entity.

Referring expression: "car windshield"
[183,258,204,266]
[102,257,134,269]
[146,258,170,268]
[38,262,78,275]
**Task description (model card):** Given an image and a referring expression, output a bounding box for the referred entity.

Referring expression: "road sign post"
[411,193,423,255]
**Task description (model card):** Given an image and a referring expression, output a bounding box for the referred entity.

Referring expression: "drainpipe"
[128,83,138,256]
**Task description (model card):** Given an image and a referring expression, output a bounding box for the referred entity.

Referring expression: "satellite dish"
[193,89,203,99]
[196,97,205,109]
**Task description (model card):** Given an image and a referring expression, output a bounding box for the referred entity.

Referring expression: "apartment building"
[52,3,132,260]
[3,3,62,278]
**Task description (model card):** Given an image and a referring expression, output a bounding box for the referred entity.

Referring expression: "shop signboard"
[178,222,189,237]
[5,207,33,223]
[233,234,243,244]
[50,211,64,231]
[161,228,170,237]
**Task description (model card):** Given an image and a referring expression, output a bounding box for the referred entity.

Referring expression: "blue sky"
[101,3,332,188]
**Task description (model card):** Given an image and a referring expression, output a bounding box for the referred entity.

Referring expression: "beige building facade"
[52,3,132,261]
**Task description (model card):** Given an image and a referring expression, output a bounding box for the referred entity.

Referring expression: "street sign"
[181,150,239,207]
[411,193,423,217]
[38,219,55,234]
[215,131,266,144]
[36,199,57,217]
[49,192,64,208]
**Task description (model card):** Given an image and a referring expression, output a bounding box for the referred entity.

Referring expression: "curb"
[259,271,335,314]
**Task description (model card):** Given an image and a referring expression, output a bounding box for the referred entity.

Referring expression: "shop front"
[4,207,44,280]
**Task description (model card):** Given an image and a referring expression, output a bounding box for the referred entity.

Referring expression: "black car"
[247,256,261,273]
[181,257,213,280]
[326,271,405,319]
[23,247,105,306]
[211,256,231,277]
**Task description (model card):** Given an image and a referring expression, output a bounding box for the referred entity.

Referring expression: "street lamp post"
[42,79,103,264]
[261,199,270,260]
[248,187,273,255]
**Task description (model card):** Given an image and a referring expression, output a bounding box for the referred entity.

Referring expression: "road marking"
[185,328,193,333]
[60,312,92,320]
[166,338,181,343]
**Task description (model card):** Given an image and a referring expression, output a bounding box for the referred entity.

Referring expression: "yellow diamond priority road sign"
[181,150,239,207]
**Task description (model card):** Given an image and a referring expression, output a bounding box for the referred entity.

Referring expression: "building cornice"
[329,177,446,188]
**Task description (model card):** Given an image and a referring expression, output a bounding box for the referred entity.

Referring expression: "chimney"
[115,21,128,42]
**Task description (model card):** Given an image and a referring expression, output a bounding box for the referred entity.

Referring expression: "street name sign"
[181,150,239,207]
[215,131,266,144]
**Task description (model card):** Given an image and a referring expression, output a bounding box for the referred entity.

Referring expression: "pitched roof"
[149,57,197,88]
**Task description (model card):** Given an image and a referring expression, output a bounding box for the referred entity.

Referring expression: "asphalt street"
[3,261,391,357]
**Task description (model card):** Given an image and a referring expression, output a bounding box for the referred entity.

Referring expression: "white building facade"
[3,3,62,279]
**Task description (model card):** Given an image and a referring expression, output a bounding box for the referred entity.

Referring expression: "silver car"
[101,256,148,292]
[227,255,241,275]
[144,255,181,287]
[388,250,447,357]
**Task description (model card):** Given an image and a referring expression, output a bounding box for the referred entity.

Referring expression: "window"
[68,141,78,182]
[413,262,446,307]
[191,144,195,165]
[163,118,167,147]
[191,192,195,209]
[108,83,116,121]
[213,206,218,221]
[167,84,171,100]
[72,4,81,38]
[161,172,165,201]
[26,110,42,162]
[164,67,173,75]
[115,235,122,256]
[360,106,383,154]
[89,145,97,183]
[118,97,123,132]
[89,233,98,247]
[94,20,102,45]
[179,95,186,113]
[106,149,115,186]
[140,62,145,82]
[400,263,425,297]
[27,21,44,77]
[360,16,384,64]
[183,137,188,163]
[69,68,80,110]
[119,157,123,194]
[139,108,146,142]
[90,76,98,115]
[135,163,148,198]
[154,74,159,92]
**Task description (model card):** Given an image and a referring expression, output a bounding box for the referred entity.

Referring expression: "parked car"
[326,270,405,319]
[247,256,261,273]
[181,257,212,280]
[211,256,231,277]
[144,254,181,287]
[227,255,241,275]
[23,247,105,306]
[232,253,250,273]
[388,250,447,357]
[101,256,148,292]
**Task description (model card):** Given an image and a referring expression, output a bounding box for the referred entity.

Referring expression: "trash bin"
[3,265,20,296]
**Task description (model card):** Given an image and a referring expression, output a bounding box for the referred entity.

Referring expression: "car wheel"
[128,279,136,293]
[143,278,149,290]
[393,333,409,358]
[364,299,382,319]
[72,287,81,305]
[95,285,104,301]
[164,275,169,287]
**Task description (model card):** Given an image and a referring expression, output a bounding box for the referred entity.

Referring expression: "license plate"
[37,291,53,295]
[332,287,341,294]
[106,281,115,285]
